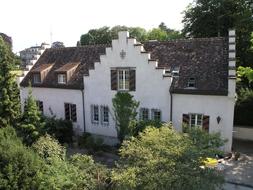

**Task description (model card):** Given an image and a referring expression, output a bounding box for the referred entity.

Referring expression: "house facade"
[20,30,236,151]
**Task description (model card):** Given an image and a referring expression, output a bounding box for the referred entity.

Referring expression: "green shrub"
[0,127,44,190]
[234,88,253,126]
[129,119,163,136]
[79,132,108,152]
[43,116,73,144]
[32,134,66,162]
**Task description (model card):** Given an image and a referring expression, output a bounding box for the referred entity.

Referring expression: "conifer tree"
[19,87,45,145]
[0,37,21,127]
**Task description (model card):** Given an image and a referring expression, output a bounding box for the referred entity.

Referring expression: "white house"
[20,30,236,151]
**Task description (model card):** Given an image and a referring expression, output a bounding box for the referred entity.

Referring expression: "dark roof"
[21,37,228,95]
[31,64,53,72]
[55,63,79,72]
[143,37,228,95]
[20,45,107,89]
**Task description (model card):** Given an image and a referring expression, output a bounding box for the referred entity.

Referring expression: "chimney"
[228,29,236,97]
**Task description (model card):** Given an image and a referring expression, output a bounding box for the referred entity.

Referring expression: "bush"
[32,134,66,162]
[234,88,253,126]
[43,116,73,144]
[129,119,163,136]
[0,127,44,189]
[111,124,224,190]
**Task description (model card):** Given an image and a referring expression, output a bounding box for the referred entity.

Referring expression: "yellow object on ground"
[204,157,218,168]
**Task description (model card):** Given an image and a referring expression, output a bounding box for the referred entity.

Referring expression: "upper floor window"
[64,103,77,122]
[111,68,135,91]
[187,77,196,88]
[151,109,161,121]
[140,108,149,121]
[101,105,109,125]
[33,73,41,84]
[190,114,203,127]
[58,74,67,84]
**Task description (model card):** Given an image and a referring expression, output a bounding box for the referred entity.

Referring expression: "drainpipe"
[170,76,174,122]
[81,89,86,132]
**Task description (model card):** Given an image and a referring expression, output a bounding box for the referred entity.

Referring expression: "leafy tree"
[158,22,183,39]
[111,124,224,190]
[237,66,253,88]
[51,41,65,48]
[182,0,253,67]
[0,37,21,127]
[0,127,44,190]
[112,92,139,142]
[147,28,168,41]
[18,87,45,145]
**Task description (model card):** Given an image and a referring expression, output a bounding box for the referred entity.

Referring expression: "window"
[187,77,196,88]
[101,106,109,125]
[151,109,161,121]
[58,74,67,84]
[36,100,43,113]
[33,73,41,84]
[190,114,203,127]
[64,103,77,122]
[140,108,149,120]
[118,69,129,90]
[91,105,99,124]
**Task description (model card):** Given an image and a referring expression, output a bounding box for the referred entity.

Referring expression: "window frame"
[189,113,203,128]
[118,69,130,91]
[58,74,67,84]
[64,103,77,122]
[101,105,109,125]
[187,77,196,88]
[36,100,43,114]
[140,108,149,121]
[151,109,162,121]
[33,73,41,84]
[91,104,99,124]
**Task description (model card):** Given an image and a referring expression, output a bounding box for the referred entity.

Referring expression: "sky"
[1,0,191,53]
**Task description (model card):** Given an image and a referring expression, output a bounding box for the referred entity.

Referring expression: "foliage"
[33,134,66,162]
[70,154,110,189]
[234,88,253,126]
[0,127,44,190]
[43,116,73,144]
[51,41,65,48]
[111,124,224,190]
[182,0,253,67]
[129,119,162,136]
[237,66,253,88]
[80,24,182,45]
[18,87,45,145]
[112,92,139,142]
[0,37,21,127]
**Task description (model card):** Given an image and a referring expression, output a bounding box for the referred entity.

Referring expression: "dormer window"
[33,73,41,84]
[187,77,196,88]
[58,74,66,84]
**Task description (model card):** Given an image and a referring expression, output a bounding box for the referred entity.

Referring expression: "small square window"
[140,108,149,121]
[187,77,196,88]
[190,114,203,127]
[33,74,41,84]
[58,74,67,84]
[151,109,161,121]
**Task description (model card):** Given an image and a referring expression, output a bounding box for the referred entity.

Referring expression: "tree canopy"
[182,0,253,67]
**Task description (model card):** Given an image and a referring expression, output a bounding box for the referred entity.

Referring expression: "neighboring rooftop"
[20,37,228,95]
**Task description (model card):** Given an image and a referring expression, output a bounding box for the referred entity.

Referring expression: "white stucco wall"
[172,94,235,152]
[20,87,84,133]
[83,32,171,138]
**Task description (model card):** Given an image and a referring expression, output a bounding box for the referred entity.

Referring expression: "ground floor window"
[151,109,161,121]
[91,105,99,124]
[190,114,203,127]
[64,103,77,122]
[101,105,109,125]
[36,100,44,114]
[140,108,149,120]
[182,113,209,132]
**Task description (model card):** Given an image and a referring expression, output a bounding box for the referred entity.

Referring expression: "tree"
[111,124,224,190]
[112,92,139,142]
[158,22,183,39]
[0,37,21,127]
[18,87,45,145]
[147,28,168,41]
[182,0,253,67]
[51,41,65,48]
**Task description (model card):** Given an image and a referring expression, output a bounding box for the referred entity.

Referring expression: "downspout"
[170,76,174,122]
[81,89,86,132]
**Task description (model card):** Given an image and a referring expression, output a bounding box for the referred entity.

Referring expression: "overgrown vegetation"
[112,92,139,142]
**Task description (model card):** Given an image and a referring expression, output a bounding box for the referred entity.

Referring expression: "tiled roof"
[21,37,228,95]
[143,37,228,95]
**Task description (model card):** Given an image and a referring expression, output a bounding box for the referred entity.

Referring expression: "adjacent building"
[20,30,236,151]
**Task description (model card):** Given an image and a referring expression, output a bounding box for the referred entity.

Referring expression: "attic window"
[33,73,41,84]
[58,74,67,84]
[187,77,196,88]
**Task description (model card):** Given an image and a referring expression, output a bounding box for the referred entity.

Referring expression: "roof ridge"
[144,37,225,44]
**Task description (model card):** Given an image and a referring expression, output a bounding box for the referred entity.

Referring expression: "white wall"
[20,87,84,133]
[172,94,235,152]
[233,126,253,141]
[83,31,171,138]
